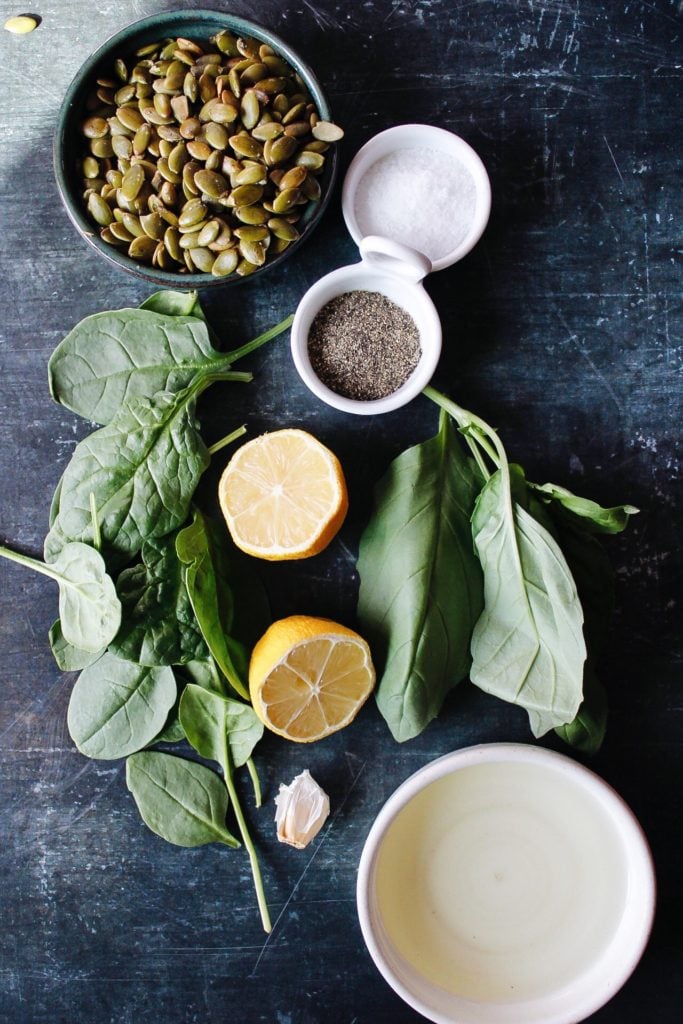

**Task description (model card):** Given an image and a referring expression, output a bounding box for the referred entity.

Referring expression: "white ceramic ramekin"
[357,743,656,1024]
[290,235,442,415]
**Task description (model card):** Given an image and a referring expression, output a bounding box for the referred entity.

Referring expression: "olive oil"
[374,761,628,1002]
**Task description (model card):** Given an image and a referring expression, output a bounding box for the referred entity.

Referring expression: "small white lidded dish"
[357,744,656,1024]
[291,124,491,415]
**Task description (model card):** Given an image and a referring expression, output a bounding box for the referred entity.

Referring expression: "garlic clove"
[275,769,330,849]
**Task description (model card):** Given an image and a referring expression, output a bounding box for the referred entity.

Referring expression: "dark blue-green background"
[0,1,680,1021]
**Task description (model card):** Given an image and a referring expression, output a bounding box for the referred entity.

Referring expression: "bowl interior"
[342,124,491,271]
[54,9,337,288]
[357,744,655,1024]
[290,262,442,415]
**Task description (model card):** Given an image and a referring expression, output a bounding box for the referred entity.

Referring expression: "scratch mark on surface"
[556,310,622,413]
[603,135,625,187]
[249,758,367,977]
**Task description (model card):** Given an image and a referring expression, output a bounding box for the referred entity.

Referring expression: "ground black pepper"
[307,290,421,401]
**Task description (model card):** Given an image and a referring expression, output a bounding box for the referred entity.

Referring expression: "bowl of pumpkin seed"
[54,9,343,286]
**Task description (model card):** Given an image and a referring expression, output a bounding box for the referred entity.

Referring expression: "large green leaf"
[111,531,207,666]
[180,684,263,769]
[48,308,225,425]
[67,652,176,759]
[48,619,103,672]
[357,413,484,741]
[44,384,210,565]
[470,468,587,737]
[126,750,239,848]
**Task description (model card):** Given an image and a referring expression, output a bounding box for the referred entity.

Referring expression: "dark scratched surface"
[0,2,681,1022]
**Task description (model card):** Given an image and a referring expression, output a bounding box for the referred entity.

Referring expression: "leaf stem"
[246,757,262,808]
[208,425,247,457]
[0,543,56,582]
[221,737,272,933]
[225,314,294,364]
[423,385,510,481]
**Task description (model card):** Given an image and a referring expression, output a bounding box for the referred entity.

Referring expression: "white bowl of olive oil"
[357,744,655,1024]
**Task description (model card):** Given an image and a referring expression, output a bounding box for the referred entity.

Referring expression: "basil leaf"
[176,510,250,701]
[529,481,638,534]
[67,652,176,759]
[44,384,210,565]
[111,532,207,666]
[357,412,484,741]
[49,619,103,671]
[180,684,263,769]
[470,468,587,737]
[139,289,207,321]
[555,664,607,754]
[48,309,224,425]
[126,750,239,848]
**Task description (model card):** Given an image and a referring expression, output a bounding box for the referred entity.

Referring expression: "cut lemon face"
[249,616,375,743]
[218,429,348,560]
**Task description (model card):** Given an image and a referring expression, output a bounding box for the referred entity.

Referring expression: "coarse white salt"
[353,148,477,262]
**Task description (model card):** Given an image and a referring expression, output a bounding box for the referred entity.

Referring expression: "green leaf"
[357,413,484,741]
[126,750,239,848]
[111,532,207,666]
[176,510,250,700]
[49,619,103,671]
[176,657,226,693]
[180,684,263,770]
[470,468,587,737]
[67,652,176,759]
[0,540,121,652]
[44,384,210,565]
[139,290,207,321]
[48,309,223,425]
[529,481,638,534]
[554,664,607,754]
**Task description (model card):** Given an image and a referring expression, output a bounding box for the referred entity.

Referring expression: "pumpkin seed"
[186,139,212,162]
[212,30,239,56]
[212,248,239,276]
[230,183,263,207]
[238,239,267,266]
[90,137,114,158]
[112,134,133,160]
[264,135,298,166]
[235,163,267,186]
[88,192,114,226]
[194,169,228,198]
[140,212,166,240]
[301,173,321,201]
[157,124,182,142]
[121,212,144,237]
[188,247,215,273]
[312,120,344,143]
[128,234,157,261]
[240,91,260,130]
[178,199,207,228]
[132,124,152,154]
[121,164,145,201]
[109,222,135,243]
[234,225,269,242]
[116,105,144,132]
[204,121,229,149]
[236,258,259,276]
[295,150,325,171]
[82,116,108,139]
[100,226,124,246]
[4,15,38,34]
[251,121,284,142]
[268,217,300,242]
[234,204,269,225]
[163,226,183,261]
[272,187,301,213]
[278,166,307,192]
[270,236,292,255]
[179,116,202,138]
[82,156,100,179]
[168,142,188,174]
[196,219,221,246]
[210,102,240,125]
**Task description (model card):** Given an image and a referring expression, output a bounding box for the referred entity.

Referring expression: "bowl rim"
[357,742,656,1024]
[53,8,337,289]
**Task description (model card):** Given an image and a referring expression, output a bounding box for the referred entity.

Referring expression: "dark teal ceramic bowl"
[54,9,338,288]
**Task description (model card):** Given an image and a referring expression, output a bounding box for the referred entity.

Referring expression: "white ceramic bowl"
[357,744,655,1024]
[342,124,492,271]
[290,235,442,415]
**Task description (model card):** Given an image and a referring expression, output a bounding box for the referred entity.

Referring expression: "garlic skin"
[275,770,330,849]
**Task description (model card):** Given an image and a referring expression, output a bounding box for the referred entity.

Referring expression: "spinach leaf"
[470,467,586,737]
[154,712,186,745]
[139,290,207,321]
[49,619,103,671]
[176,657,226,693]
[529,481,637,534]
[357,412,484,741]
[180,684,263,769]
[126,750,239,848]
[176,510,250,701]
[67,652,176,759]
[47,309,229,425]
[44,381,214,565]
[111,531,207,666]
[0,540,121,652]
